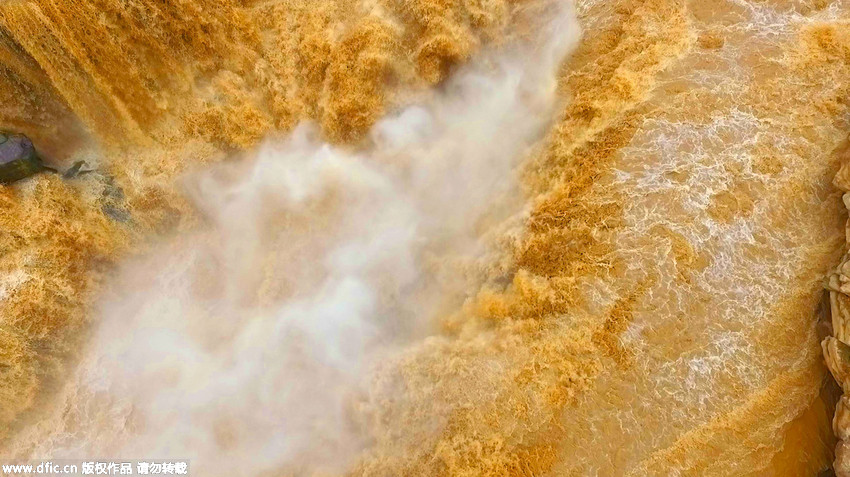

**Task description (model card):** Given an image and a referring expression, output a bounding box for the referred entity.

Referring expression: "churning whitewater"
[6,0,850,474]
[9,5,578,476]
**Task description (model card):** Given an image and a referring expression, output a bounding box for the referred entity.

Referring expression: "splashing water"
[18,5,579,475]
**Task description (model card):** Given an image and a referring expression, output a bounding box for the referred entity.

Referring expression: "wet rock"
[0,132,48,184]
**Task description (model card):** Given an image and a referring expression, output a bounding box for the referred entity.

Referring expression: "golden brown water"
[0,0,849,475]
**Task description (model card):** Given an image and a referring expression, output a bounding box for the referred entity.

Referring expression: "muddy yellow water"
[0,0,849,475]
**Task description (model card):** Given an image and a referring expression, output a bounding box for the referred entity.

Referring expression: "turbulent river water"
[1,0,850,475]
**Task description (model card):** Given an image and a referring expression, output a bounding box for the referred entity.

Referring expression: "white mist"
[20,3,579,475]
